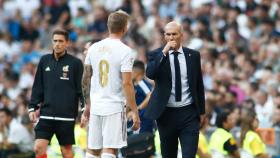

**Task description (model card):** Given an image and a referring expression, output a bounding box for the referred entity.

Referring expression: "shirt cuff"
[160,52,168,62]
[28,108,35,113]
[80,107,85,112]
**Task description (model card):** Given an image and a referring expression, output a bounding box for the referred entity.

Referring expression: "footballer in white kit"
[82,10,140,158]
[84,37,134,149]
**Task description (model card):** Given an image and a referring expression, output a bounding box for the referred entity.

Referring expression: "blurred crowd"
[0,0,280,157]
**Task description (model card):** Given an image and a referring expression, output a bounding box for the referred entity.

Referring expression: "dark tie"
[173,51,182,102]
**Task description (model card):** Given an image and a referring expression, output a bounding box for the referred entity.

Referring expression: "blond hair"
[107,10,129,33]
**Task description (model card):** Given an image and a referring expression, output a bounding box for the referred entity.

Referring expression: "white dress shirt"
[166,47,193,107]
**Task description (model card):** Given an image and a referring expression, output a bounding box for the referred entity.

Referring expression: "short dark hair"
[133,60,145,73]
[52,29,69,41]
[216,111,231,128]
[0,108,12,117]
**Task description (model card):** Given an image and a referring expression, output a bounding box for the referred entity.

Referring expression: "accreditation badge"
[60,65,70,80]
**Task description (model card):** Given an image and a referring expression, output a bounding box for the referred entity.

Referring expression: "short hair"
[52,29,69,41]
[0,108,12,117]
[216,111,231,128]
[133,60,145,73]
[107,10,129,33]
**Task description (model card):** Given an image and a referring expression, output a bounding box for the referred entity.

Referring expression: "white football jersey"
[85,38,134,115]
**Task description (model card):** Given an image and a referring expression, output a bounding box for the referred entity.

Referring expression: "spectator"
[0,32,21,61]
[196,116,211,158]
[0,108,34,158]
[254,90,274,128]
[273,94,280,127]
[209,111,240,158]
[240,110,269,158]
[87,5,108,37]
[15,0,40,20]
[13,40,41,74]
[48,0,71,27]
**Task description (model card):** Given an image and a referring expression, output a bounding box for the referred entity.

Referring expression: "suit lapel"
[183,48,193,84]
[158,48,172,82]
[166,53,172,81]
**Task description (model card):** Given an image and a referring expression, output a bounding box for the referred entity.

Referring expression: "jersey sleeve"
[139,80,151,95]
[29,57,44,112]
[198,134,208,154]
[250,138,265,156]
[223,137,238,153]
[75,59,85,110]
[121,49,134,72]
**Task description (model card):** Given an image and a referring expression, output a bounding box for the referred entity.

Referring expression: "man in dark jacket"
[145,21,205,158]
[28,29,84,158]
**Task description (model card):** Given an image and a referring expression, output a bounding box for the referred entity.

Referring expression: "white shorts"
[87,112,127,149]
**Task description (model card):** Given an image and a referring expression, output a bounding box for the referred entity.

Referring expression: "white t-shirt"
[8,119,34,152]
[85,38,134,115]
[255,96,274,128]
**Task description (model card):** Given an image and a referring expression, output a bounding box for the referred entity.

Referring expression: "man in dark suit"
[145,21,205,158]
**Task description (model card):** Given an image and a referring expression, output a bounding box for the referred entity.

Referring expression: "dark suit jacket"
[144,47,205,120]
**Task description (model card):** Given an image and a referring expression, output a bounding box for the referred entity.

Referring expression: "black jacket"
[144,47,205,120]
[29,52,84,120]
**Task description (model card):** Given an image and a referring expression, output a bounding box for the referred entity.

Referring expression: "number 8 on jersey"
[99,60,109,87]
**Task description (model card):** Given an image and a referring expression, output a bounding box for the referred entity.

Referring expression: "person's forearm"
[198,152,211,158]
[2,140,15,149]
[138,93,151,110]
[230,151,240,158]
[82,64,92,104]
[257,153,269,158]
[29,61,43,112]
